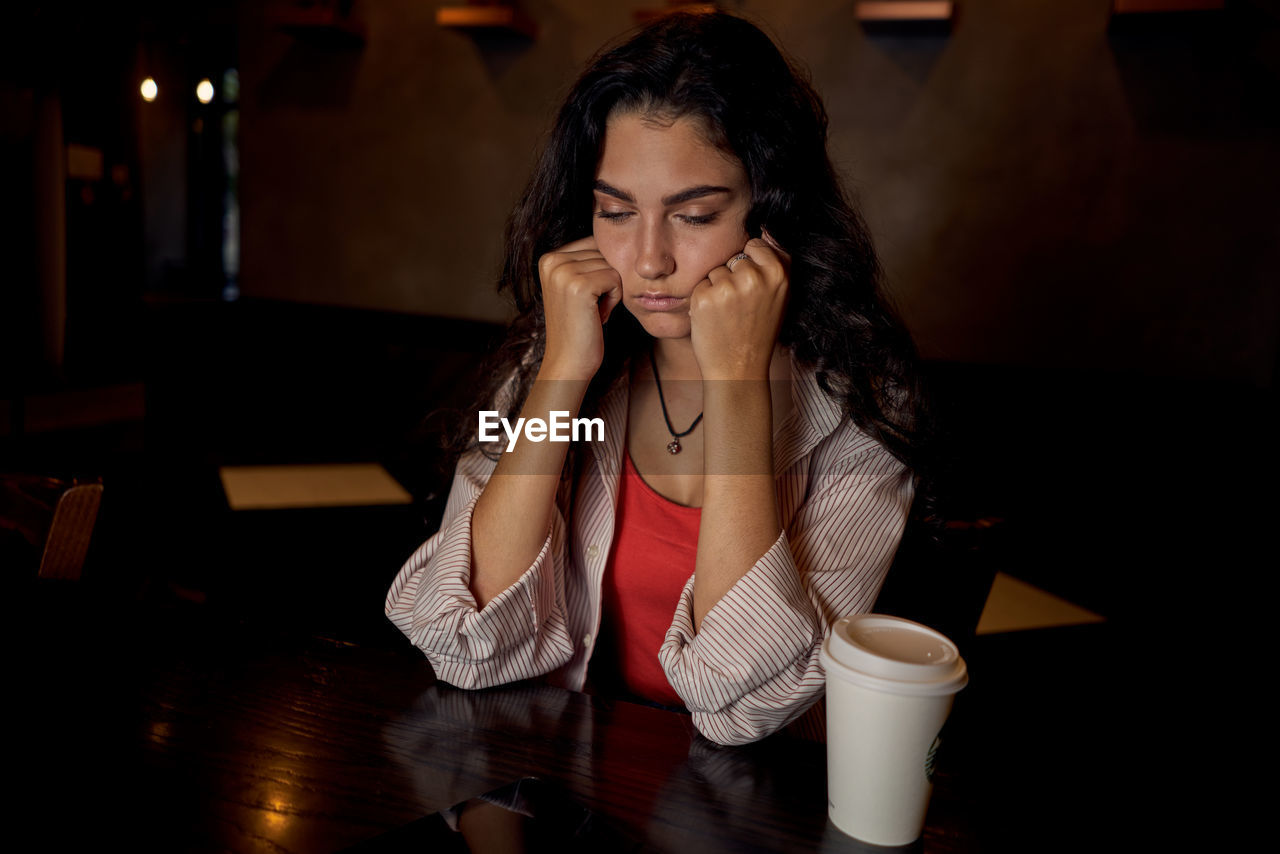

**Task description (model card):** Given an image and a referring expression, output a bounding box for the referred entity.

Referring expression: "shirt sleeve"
[384,447,577,689]
[658,441,914,746]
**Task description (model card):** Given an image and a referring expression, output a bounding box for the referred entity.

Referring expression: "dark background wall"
[2,9,1272,837]
[2,1,1277,635]
[237,0,1279,387]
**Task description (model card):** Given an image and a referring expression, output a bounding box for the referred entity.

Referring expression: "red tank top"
[599,452,701,708]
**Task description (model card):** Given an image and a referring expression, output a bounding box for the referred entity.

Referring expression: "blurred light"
[222,68,240,103]
[140,77,158,101]
[196,78,215,104]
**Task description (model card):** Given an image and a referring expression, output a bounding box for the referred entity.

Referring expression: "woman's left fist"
[689,232,790,381]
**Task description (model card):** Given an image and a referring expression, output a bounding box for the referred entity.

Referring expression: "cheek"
[592,228,628,269]
[682,224,749,270]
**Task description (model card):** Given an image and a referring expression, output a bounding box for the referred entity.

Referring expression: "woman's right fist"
[537,236,623,381]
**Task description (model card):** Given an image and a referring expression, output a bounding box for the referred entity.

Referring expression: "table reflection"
[20,594,977,852]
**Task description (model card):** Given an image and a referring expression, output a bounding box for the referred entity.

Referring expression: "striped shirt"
[385,354,914,746]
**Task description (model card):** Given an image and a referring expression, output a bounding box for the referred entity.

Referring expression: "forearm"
[692,379,780,629]
[471,373,589,608]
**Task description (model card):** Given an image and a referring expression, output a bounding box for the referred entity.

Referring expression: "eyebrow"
[593,180,733,207]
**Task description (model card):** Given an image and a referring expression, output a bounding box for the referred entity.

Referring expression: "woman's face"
[592,112,751,340]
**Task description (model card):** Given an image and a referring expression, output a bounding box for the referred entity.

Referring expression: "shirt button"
[586,544,600,560]
[582,634,592,648]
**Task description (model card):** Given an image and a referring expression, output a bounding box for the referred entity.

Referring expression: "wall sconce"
[436,1,537,40]
[634,1,719,25]
[1111,0,1224,11]
[271,0,367,47]
[856,2,956,35]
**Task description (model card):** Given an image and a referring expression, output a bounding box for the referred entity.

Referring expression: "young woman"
[386,11,929,746]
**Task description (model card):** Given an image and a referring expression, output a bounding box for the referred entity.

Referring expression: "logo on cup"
[924,733,942,783]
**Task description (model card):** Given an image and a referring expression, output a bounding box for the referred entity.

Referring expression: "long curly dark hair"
[454,10,932,498]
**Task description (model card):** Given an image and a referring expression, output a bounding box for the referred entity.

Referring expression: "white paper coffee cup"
[820,614,968,846]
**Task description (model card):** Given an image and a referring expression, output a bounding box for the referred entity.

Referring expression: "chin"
[635,314,692,340]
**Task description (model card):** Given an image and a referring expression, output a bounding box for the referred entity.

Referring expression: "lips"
[635,293,686,312]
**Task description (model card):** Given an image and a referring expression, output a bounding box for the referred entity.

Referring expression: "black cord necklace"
[649,348,703,455]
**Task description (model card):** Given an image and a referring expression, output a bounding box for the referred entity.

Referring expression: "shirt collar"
[774,352,846,476]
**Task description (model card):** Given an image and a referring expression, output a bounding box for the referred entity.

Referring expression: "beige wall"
[238,0,1280,386]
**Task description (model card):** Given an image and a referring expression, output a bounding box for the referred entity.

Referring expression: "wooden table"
[30,572,1207,852]
[16,592,987,853]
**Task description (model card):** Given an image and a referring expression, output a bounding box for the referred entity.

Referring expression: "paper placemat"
[220,463,413,510]
[976,571,1105,635]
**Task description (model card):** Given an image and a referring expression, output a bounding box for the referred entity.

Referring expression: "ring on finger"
[726,252,751,272]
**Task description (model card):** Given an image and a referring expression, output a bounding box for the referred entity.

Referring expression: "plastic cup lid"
[821,614,968,697]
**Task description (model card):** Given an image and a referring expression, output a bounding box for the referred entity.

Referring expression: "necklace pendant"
[666,438,682,455]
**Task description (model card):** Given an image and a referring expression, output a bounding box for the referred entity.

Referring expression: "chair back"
[38,482,103,581]
[1,475,102,581]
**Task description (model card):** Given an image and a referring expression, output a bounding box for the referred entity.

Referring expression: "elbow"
[426,624,577,691]
[676,659,822,747]
[697,725,760,748]
[691,709,781,747]
[431,659,504,691]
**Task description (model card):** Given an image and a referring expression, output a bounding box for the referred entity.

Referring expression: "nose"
[634,220,674,280]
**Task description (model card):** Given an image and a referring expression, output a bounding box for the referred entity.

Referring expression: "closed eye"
[594,210,719,225]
